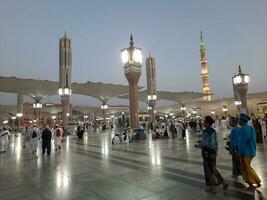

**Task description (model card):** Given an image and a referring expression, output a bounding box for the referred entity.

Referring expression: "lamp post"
[121,34,142,129]
[101,104,108,125]
[180,105,186,121]
[16,112,23,128]
[33,101,42,126]
[147,94,157,126]
[11,116,16,128]
[232,65,249,114]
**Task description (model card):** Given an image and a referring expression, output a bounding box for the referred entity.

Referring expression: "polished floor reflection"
[0,130,267,200]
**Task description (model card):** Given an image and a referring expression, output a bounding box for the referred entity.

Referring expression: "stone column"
[61,97,69,128]
[102,109,106,124]
[238,86,248,114]
[17,94,23,114]
[17,94,23,126]
[126,72,140,129]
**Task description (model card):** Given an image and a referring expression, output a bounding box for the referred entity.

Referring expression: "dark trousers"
[232,153,242,176]
[182,129,186,138]
[203,153,224,186]
[42,143,51,156]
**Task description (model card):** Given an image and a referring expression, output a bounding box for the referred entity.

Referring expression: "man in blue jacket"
[229,117,242,177]
[238,113,261,192]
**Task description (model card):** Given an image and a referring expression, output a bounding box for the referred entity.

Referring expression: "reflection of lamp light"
[211,110,215,115]
[66,113,70,117]
[3,120,8,124]
[154,110,157,114]
[192,110,197,114]
[51,115,56,119]
[84,115,88,119]
[11,116,16,120]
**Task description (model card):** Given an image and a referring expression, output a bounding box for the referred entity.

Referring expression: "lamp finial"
[130,34,134,46]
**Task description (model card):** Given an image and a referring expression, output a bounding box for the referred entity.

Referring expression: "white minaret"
[58,32,72,128]
[200,32,212,101]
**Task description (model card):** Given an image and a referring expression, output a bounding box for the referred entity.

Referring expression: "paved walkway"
[0,130,266,200]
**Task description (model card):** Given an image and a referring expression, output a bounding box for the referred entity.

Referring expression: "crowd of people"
[1,112,266,194]
[195,113,262,193]
[0,124,64,156]
[151,119,187,140]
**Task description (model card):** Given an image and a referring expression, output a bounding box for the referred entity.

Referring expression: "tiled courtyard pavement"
[1,130,266,200]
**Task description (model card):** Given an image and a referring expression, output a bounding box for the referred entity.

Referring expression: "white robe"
[0,130,9,152]
[175,122,183,139]
[261,120,266,137]
[220,120,229,139]
[54,128,63,148]
[30,127,40,151]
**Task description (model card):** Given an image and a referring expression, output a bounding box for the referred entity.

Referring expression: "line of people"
[1,123,68,157]
[152,119,187,140]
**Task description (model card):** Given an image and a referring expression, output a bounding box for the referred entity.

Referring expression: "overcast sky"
[0,0,267,106]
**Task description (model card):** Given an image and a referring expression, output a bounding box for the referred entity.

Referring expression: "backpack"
[32,130,37,138]
[56,128,61,137]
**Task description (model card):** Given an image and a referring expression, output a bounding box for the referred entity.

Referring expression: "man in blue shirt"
[228,117,241,177]
[238,113,261,192]
[195,116,228,193]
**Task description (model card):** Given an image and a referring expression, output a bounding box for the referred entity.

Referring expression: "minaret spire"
[200,31,203,42]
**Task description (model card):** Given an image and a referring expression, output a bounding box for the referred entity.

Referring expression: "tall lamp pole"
[121,34,142,129]
[232,65,249,114]
[58,32,72,129]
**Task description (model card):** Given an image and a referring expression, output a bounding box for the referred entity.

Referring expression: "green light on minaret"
[200,31,206,53]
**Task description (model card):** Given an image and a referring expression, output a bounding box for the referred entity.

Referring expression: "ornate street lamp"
[101,104,108,110]
[121,34,142,129]
[232,65,249,114]
[180,105,186,111]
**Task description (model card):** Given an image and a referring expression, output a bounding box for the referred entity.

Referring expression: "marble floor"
[0,129,266,200]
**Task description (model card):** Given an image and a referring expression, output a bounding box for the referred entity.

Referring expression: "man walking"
[228,117,242,177]
[41,125,52,156]
[238,113,261,192]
